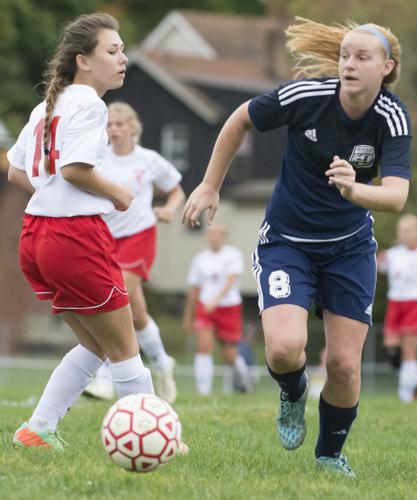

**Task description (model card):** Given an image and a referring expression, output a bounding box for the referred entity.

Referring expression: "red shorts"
[194,302,242,344]
[19,214,129,315]
[384,299,417,337]
[115,225,157,281]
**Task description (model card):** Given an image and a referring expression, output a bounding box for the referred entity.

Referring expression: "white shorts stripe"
[252,248,264,311]
[52,285,128,311]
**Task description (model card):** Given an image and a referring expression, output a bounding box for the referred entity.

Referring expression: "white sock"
[234,355,251,389]
[194,353,213,395]
[137,317,170,372]
[94,359,112,383]
[110,354,155,397]
[29,345,103,432]
[398,360,417,402]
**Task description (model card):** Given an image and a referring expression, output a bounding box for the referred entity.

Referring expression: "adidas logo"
[331,429,348,435]
[304,129,317,142]
[365,303,373,316]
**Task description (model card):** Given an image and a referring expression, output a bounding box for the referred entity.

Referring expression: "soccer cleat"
[155,356,177,404]
[13,422,66,451]
[83,377,115,401]
[277,375,309,450]
[316,454,356,478]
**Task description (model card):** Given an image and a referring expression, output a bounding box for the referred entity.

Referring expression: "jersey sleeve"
[380,135,412,179]
[60,101,108,168]
[248,80,311,131]
[187,256,202,287]
[7,122,30,171]
[151,152,182,192]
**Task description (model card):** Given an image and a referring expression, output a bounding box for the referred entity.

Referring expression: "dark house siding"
[105,65,287,195]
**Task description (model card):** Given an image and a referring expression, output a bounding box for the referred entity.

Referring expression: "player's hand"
[204,300,218,313]
[325,155,356,199]
[154,205,175,223]
[112,185,134,211]
[182,182,219,227]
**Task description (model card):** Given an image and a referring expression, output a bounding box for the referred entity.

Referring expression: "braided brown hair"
[42,12,119,174]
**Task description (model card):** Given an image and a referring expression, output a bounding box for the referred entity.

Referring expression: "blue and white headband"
[358,24,392,57]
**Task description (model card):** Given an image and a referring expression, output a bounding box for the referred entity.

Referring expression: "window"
[161,124,190,172]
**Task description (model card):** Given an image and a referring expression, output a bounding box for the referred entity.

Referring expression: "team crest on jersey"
[349,145,375,169]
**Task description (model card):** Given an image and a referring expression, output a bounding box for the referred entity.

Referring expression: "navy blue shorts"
[252,224,377,326]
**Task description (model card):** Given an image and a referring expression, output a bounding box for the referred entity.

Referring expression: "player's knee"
[326,357,360,387]
[266,340,304,367]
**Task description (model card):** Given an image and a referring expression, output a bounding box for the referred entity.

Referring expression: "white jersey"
[99,145,182,238]
[7,84,113,217]
[187,245,244,307]
[380,245,417,300]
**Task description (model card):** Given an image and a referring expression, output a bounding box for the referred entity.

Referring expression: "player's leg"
[126,275,177,403]
[315,311,366,477]
[220,342,252,393]
[74,305,154,397]
[14,312,105,450]
[216,305,252,393]
[398,334,417,402]
[194,326,215,395]
[263,304,309,450]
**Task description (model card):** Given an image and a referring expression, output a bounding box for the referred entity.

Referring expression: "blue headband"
[358,24,392,57]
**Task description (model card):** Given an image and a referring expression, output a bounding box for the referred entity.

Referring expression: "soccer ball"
[101,393,182,472]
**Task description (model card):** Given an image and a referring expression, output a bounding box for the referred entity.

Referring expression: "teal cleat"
[277,375,309,450]
[316,454,356,478]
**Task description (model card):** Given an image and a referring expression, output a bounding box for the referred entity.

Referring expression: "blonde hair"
[42,12,119,174]
[107,101,143,143]
[285,17,401,87]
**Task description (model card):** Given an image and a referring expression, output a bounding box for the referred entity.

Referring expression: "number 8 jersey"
[7,84,114,217]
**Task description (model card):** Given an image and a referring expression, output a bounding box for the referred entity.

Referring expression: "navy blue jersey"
[248,78,412,241]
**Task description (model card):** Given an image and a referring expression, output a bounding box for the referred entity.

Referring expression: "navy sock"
[315,394,358,458]
[267,363,307,402]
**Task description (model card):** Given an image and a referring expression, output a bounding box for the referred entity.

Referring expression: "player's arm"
[154,185,185,223]
[326,156,409,213]
[182,286,200,333]
[61,163,133,211]
[205,275,238,312]
[182,101,253,226]
[8,165,35,194]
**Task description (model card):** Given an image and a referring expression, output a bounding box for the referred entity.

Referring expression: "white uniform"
[7,84,112,217]
[99,145,182,238]
[380,245,417,300]
[187,245,244,307]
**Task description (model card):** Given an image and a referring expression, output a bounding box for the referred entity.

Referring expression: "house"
[105,10,292,295]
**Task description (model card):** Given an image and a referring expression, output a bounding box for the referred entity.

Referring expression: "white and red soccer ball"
[101,393,182,472]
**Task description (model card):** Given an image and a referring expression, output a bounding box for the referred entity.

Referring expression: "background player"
[85,101,184,403]
[378,214,417,402]
[7,13,156,451]
[182,18,411,476]
[182,225,252,395]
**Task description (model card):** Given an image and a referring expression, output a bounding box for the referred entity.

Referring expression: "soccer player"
[182,18,411,476]
[378,214,417,402]
[182,225,252,395]
[84,102,184,403]
[7,13,155,451]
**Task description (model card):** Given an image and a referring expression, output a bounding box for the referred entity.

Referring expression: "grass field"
[1,366,417,500]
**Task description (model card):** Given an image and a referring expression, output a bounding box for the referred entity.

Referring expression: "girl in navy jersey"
[7,13,162,451]
[183,17,411,476]
[84,102,185,404]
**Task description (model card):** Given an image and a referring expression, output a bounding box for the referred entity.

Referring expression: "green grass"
[1,368,417,500]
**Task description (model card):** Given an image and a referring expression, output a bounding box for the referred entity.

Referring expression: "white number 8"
[269,270,291,299]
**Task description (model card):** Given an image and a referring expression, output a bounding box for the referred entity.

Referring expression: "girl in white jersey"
[85,102,184,403]
[183,18,410,477]
[7,13,183,452]
[378,214,417,402]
